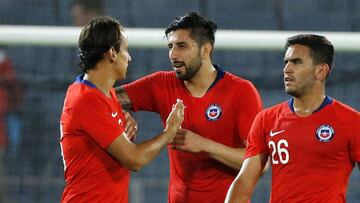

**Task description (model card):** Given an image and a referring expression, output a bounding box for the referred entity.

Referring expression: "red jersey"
[60,75,130,203]
[245,97,360,203]
[123,66,262,203]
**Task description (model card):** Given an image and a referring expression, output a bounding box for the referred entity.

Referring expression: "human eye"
[178,43,187,48]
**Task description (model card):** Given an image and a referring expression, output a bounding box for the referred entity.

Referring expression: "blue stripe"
[75,74,97,88]
[208,64,225,91]
[288,96,333,113]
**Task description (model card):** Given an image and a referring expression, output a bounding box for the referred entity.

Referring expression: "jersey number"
[268,139,289,164]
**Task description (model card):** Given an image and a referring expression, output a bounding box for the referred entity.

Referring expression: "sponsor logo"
[111,112,118,118]
[315,124,334,142]
[205,104,222,121]
[270,130,285,137]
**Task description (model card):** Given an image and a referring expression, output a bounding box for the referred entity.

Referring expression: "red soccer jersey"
[60,75,130,203]
[245,97,360,203]
[123,66,262,203]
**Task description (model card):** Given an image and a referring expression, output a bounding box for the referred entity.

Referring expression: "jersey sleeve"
[236,81,263,142]
[350,114,360,162]
[122,72,160,112]
[244,111,269,159]
[76,93,125,149]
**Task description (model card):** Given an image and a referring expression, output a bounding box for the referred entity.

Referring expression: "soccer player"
[225,34,360,203]
[115,12,262,202]
[59,16,184,203]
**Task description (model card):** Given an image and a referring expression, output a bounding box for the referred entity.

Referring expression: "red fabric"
[60,79,129,203]
[124,70,262,202]
[245,99,360,203]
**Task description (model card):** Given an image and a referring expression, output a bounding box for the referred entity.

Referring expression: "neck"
[84,67,115,98]
[184,62,217,97]
[293,88,326,117]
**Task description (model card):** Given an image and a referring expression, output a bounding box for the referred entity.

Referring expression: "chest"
[265,116,350,166]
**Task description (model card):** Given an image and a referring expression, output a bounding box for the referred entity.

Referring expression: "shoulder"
[133,71,176,85]
[223,72,258,92]
[67,83,103,108]
[331,99,360,120]
[257,101,289,119]
[148,71,175,79]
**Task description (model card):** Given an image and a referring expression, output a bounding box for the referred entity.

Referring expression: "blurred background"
[0,0,359,202]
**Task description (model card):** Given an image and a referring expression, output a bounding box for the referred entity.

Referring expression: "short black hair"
[165,12,217,48]
[285,34,334,72]
[78,16,123,72]
[71,0,104,15]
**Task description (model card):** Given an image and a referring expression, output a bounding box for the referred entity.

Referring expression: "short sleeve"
[236,80,263,142]
[76,93,125,149]
[350,114,360,162]
[244,111,269,159]
[122,72,160,112]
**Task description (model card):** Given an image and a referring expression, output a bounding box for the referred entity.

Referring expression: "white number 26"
[268,139,289,164]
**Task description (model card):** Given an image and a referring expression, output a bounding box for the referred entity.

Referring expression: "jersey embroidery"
[205,104,222,121]
[315,124,335,142]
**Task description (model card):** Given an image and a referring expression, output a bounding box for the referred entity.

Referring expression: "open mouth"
[172,61,185,69]
[284,76,295,85]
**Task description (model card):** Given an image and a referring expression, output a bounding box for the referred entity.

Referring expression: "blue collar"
[208,65,225,91]
[288,96,333,113]
[75,74,97,88]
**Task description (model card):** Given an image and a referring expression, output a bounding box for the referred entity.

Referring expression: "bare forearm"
[225,155,267,203]
[203,139,245,170]
[109,129,174,172]
[225,175,257,203]
[115,86,132,112]
[131,130,173,170]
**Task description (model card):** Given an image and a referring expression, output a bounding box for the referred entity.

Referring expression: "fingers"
[173,99,184,114]
[123,111,138,141]
[126,126,137,141]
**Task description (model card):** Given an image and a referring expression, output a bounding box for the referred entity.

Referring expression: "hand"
[172,129,207,153]
[165,99,185,135]
[123,111,138,141]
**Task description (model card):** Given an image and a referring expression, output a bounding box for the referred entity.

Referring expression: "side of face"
[167,29,203,80]
[113,31,131,80]
[283,44,318,97]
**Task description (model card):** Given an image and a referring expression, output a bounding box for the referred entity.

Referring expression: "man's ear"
[315,63,330,81]
[105,47,117,62]
[201,42,212,59]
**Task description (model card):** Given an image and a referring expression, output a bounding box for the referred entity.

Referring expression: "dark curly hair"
[78,16,123,73]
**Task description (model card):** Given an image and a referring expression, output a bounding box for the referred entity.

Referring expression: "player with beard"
[115,12,262,202]
[225,34,360,203]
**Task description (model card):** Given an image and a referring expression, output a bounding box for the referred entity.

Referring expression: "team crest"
[205,104,222,121]
[315,124,335,142]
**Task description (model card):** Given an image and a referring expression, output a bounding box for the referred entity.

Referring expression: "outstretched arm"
[225,153,268,203]
[107,99,184,172]
[115,86,132,112]
[172,129,245,170]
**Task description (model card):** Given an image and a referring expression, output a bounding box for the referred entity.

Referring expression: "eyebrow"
[284,58,302,63]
